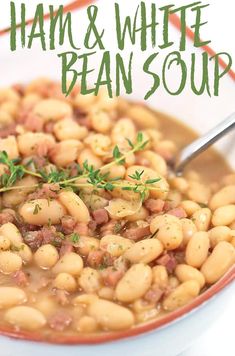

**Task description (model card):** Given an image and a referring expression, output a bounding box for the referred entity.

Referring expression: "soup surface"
[0,78,234,340]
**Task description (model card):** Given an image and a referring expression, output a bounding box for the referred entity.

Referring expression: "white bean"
[53,118,88,141]
[88,299,134,331]
[0,287,27,308]
[185,232,210,268]
[50,139,83,167]
[124,239,163,264]
[19,199,66,225]
[34,244,59,269]
[209,226,232,247]
[33,99,72,121]
[212,205,235,226]
[53,273,77,293]
[0,251,22,274]
[5,306,46,330]
[52,252,83,276]
[78,268,101,293]
[58,190,90,223]
[175,264,205,288]
[150,214,183,250]
[201,241,235,284]
[163,281,200,311]
[115,264,152,302]
[100,235,133,257]
[191,208,211,231]
[209,185,235,210]
[0,223,23,245]
[0,136,19,159]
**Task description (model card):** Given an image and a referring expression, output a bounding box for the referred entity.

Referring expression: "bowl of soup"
[0,1,234,356]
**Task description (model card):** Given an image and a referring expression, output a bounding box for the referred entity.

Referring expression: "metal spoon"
[173,112,235,176]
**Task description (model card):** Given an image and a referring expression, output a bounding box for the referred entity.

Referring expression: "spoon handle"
[174,112,235,175]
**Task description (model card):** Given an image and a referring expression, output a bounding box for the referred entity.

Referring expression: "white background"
[0,1,234,356]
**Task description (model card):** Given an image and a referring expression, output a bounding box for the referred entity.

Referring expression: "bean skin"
[88,299,134,331]
[0,287,27,309]
[123,239,163,264]
[4,306,46,330]
[185,232,210,268]
[115,264,152,303]
[163,280,200,311]
[201,241,235,284]
[175,264,205,288]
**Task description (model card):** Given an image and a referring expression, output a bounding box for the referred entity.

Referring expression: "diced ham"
[144,286,164,303]
[23,226,59,249]
[12,83,25,96]
[31,155,47,169]
[156,253,177,273]
[167,207,187,219]
[17,108,32,124]
[49,311,72,331]
[0,211,15,225]
[24,114,44,132]
[87,250,105,268]
[67,163,80,177]
[74,112,92,129]
[60,243,74,257]
[88,220,97,233]
[61,215,77,235]
[27,183,60,200]
[163,201,172,212]
[92,209,109,225]
[12,270,29,287]
[23,231,43,250]
[44,121,55,134]
[144,199,165,214]
[74,222,89,236]
[41,226,58,245]
[124,225,151,241]
[36,141,54,157]
[0,124,17,138]
[101,267,124,287]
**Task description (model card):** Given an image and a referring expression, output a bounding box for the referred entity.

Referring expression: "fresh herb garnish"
[70,233,80,243]
[0,133,166,201]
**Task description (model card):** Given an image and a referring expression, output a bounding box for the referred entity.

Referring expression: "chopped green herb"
[33,203,42,215]
[70,233,80,243]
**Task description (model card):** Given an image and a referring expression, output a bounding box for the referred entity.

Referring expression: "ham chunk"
[49,311,72,331]
[61,215,77,234]
[144,199,165,213]
[92,209,109,225]
[167,207,187,218]
[24,114,44,132]
[0,211,15,225]
[12,270,29,287]
[59,243,74,257]
[87,250,105,269]
[124,225,151,241]
[101,267,124,287]
[0,124,17,138]
[144,286,164,303]
[156,253,177,273]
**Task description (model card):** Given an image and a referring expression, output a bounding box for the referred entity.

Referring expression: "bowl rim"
[0,0,234,346]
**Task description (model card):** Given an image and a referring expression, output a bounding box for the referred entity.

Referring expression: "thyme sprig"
[0,133,165,200]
